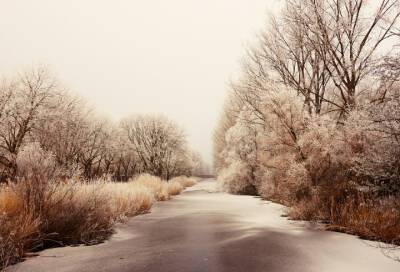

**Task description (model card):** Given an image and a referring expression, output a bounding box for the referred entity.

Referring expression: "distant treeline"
[0,66,206,182]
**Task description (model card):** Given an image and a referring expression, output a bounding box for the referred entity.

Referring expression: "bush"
[218,161,256,195]
[344,99,400,194]
[258,160,311,205]
[16,142,59,182]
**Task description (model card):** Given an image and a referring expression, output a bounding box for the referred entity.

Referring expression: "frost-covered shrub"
[16,142,59,181]
[284,115,353,218]
[258,157,311,205]
[14,142,63,217]
[285,162,313,200]
[258,153,294,202]
[298,115,351,187]
[218,161,256,195]
[345,96,400,194]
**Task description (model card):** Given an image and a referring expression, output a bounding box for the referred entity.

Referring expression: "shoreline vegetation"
[214,0,400,254]
[0,174,197,270]
[0,65,206,271]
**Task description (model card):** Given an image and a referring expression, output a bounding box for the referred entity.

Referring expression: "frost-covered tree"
[0,67,59,180]
[218,109,262,194]
[121,115,193,180]
[214,0,400,247]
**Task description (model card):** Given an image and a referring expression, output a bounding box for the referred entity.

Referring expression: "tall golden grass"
[0,174,196,270]
[326,196,400,245]
[289,187,400,246]
[132,174,171,201]
[170,176,197,188]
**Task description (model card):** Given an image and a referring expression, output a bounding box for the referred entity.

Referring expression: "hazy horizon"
[0,0,281,164]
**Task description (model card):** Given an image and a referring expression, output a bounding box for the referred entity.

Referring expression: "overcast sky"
[0,0,281,164]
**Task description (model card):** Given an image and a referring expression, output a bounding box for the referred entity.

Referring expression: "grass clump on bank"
[0,174,196,270]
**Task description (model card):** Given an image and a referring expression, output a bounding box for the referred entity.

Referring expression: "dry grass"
[0,174,195,270]
[0,188,40,269]
[167,181,184,196]
[129,174,196,200]
[131,174,170,201]
[289,188,400,246]
[92,182,154,219]
[327,196,400,244]
[288,196,322,221]
[169,176,197,188]
[166,176,198,195]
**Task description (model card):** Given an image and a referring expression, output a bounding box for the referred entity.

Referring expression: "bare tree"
[77,120,109,179]
[300,0,400,112]
[121,115,191,180]
[112,129,140,181]
[33,92,89,176]
[257,1,332,115]
[0,67,58,180]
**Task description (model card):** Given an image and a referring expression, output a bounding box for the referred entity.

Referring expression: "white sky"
[0,0,281,164]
